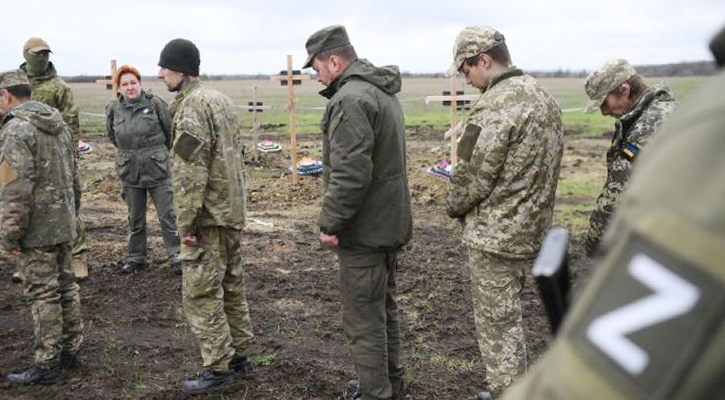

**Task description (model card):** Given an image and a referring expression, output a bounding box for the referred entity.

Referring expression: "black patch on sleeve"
[173,131,203,162]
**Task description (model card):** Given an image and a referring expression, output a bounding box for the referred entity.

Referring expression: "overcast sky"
[1,0,723,76]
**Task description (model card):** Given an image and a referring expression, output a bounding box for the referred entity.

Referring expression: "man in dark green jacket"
[304,25,412,400]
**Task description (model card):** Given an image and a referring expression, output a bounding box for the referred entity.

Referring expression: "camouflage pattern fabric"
[469,248,528,396]
[170,78,251,372]
[584,84,677,255]
[446,69,564,258]
[0,101,78,249]
[19,62,80,140]
[446,25,506,77]
[584,59,637,113]
[169,79,245,237]
[18,243,83,367]
[181,226,253,373]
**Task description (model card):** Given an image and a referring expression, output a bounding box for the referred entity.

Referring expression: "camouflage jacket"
[502,69,725,400]
[446,68,564,258]
[19,62,80,140]
[169,79,245,237]
[0,101,79,249]
[107,90,173,188]
[318,59,412,251]
[585,84,677,255]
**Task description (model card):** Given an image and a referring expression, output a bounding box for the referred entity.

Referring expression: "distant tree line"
[62,60,717,82]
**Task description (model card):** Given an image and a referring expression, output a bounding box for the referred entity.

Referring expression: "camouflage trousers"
[123,184,180,264]
[467,248,529,396]
[72,215,88,255]
[338,249,404,400]
[19,242,83,367]
[182,226,253,373]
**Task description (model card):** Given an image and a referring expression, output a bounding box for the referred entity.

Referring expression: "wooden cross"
[94,59,118,99]
[248,86,263,161]
[425,77,479,166]
[270,55,311,185]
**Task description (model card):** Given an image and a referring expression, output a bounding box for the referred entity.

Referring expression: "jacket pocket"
[115,152,137,184]
[147,148,171,181]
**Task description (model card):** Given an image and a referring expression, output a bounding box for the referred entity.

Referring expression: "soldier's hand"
[181,235,198,246]
[319,232,339,248]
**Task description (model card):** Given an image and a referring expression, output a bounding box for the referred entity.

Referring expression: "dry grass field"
[0,75,708,399]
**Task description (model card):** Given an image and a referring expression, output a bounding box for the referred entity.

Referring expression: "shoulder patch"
[0,158,17,188]
[570,229,725,399]
[173,131,204,162]
[458,124,482,162]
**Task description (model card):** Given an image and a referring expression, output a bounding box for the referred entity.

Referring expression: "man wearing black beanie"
[158,38,254,394]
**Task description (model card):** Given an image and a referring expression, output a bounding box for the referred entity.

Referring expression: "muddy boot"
[229,355,254,378]
[60,351,82,369]
[7,365,61,383]
[346,380,361,400]
[121,261,146,274]
[72,252,89,281]
[182,369,235,393]
[476,391,493,400]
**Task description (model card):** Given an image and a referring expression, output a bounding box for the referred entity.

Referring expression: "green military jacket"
[0,101,79,249]
[107,90,172,188]
[317,59,412,251]
[169,79,245,238]
[446,68,564,258]
[19,62,80,140]
[502,69,725,400]
[585,85,677,255]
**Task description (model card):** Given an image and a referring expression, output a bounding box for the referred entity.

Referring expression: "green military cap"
[0,69,30,89]
[303,25,350,69]
[584,59,637,113]
[23,37,52,54]
[446,25,506,77]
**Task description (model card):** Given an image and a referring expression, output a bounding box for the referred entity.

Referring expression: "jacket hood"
[19,61,58,82]
[8,101,67,136]
[621,83,675,123]
[323,59,401,98]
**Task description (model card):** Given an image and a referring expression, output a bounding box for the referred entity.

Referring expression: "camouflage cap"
[584,59,637,113]
[303,25,350,69]
[446,25,506,77]
[0,69,30,89]
[23,37,52,54]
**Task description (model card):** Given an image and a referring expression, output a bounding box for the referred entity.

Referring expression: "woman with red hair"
[106,65,181,274]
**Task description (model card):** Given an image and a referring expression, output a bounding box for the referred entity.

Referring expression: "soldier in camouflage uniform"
[583,59,677,256]
[157,38,253,394]
[444,26,564,400]
[303,25,412,400]
[19,37,88,278]
[0,69,83,383]
[502,26,725,400]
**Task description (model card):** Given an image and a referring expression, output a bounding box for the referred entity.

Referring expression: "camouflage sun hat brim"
[0,69,30,89]
[584,59,636,113]
[446,25,505,77]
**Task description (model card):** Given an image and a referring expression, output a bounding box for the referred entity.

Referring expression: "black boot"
[182,369,235,393]
[229,355,254,378]
[170,261,182,275]
[346,380,361,400]
[60,352,81,369]
[476,391,494,400]
[6,365,60,383]
[121,261,146,273]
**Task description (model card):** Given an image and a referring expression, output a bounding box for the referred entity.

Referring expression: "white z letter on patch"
[587,254,700,375]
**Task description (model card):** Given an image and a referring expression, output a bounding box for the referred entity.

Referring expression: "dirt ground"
[0,128,597,400]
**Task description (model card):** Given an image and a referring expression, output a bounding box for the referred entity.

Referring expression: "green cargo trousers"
[19,242,83,367]
[123,183,180,264]
[181,226,253,373]
[338,249,404,400]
